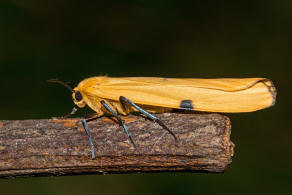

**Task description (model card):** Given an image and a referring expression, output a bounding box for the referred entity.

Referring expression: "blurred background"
[0,0,290,194]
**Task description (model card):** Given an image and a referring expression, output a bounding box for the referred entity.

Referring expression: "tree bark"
[0,113,234,178]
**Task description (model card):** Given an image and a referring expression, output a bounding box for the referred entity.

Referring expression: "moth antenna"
[47,78,74,92]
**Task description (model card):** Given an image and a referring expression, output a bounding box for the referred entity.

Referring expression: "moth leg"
[119,96,178,143]
[81,119,95,159]
[84,113,103,122]
[61,106,79,118]
[100,100,136,149]
[80,112,104,159]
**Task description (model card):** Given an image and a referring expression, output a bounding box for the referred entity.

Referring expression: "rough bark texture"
[0,113,234,178]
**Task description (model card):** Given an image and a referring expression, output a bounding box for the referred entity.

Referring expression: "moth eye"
[75,91,83,101]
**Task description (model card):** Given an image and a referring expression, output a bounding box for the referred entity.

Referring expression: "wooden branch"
[0,113,234,178]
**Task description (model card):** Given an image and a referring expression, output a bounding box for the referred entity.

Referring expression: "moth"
[49,77,276,158]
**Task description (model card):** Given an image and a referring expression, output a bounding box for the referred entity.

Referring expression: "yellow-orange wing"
[79,77,276,113]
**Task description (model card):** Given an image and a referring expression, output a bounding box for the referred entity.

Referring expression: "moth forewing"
[76,77,276,113]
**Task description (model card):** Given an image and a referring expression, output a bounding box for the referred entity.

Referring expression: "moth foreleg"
[60,106,78,118]
[81,118,95,159]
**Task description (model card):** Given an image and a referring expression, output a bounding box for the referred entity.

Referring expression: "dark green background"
[0,1,290,194]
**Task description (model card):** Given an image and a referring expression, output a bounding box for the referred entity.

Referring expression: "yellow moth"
[49,77,276,158]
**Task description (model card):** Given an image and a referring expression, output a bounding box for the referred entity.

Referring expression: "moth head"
[72,88,86,108]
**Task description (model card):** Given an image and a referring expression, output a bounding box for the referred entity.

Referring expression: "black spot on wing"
[180,100,194,110]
